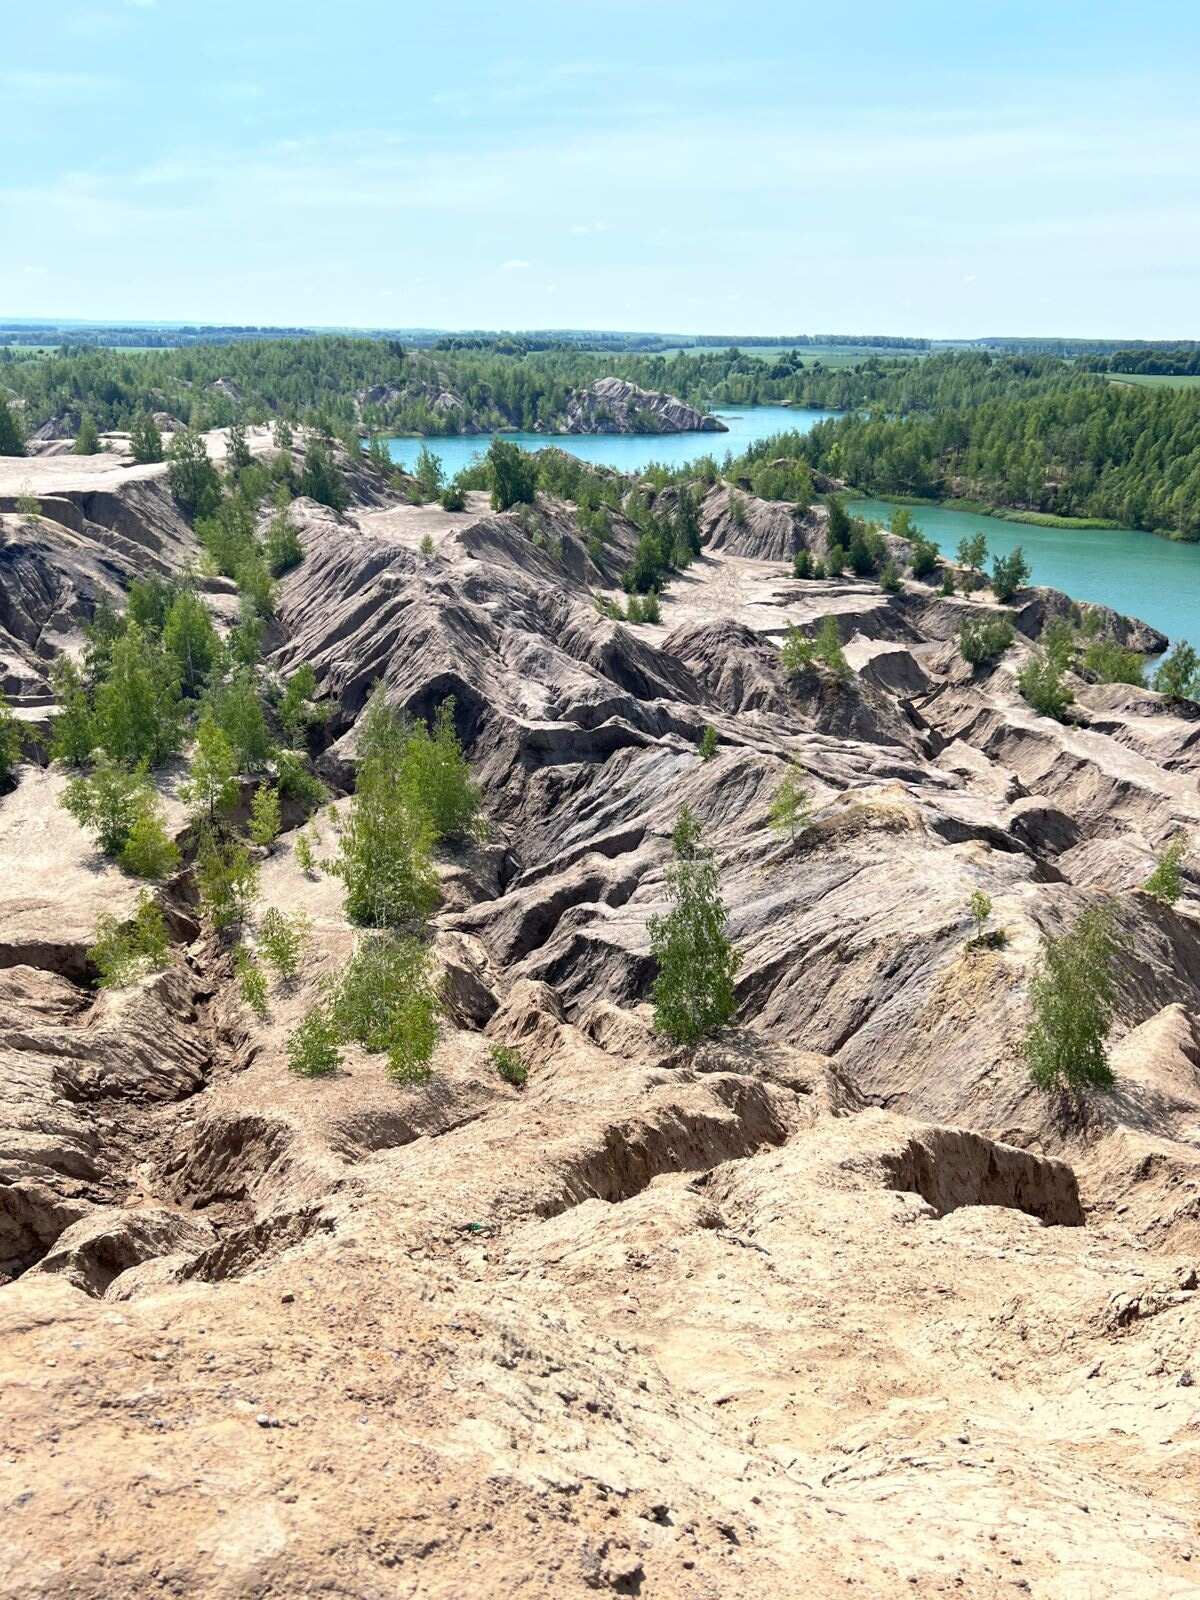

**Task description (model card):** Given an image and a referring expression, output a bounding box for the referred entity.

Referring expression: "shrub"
[91,623,183,768]
[959,616,1014,666]
[209,672,274,771]
[641,591,662,623]
[491,1043,528,1088]
[648,811,740,1046]
[256,905,309,982]
[119,805,180,880]
[968,889,992,942]
[196,835,260,930]
[181,709,239,822]
[940,568,955,596]
[73,415,100,456]
[1018,649,1073,720]
[1081,637,1146,687]
[880,560,901,594]
[0,691,22,784]
[328,934,441,1083]
[698,725,718,762]
[0,395,26,456]
[813,616,849,677]
[264,503,303,576]
[440,480,466,512]
[488,439,537,511]
[61,756,156,857]
[780,625,816,676]
[1024,905,1116,1092]
[50,657,94,766]
[299,439,348,512]
[768,774,811,843]
[909,535,940,580]
[277,663,319,745]
[295,828,320,877]
[233,947,269,1018]
[397,697,484,844]
[419,532,435,559]
[88,892,170,988]
[287,1004,341,1077]
[793,549,813,579]
[129,414,163,465]
[166,429,222,519]
[250,784,281,847]
[990,547,1031,604]
[1143,837,1187,905]
[162,589,221,696]
[825,542,847,577]
[274,747,325,813]
[1153,641,1200,702]
[957,532,988,578]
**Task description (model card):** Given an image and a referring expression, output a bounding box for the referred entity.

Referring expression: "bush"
[233,947,269,1018]
[397,697,483,844]
[88,892,170,989]
[277,663,319,745]
[264,502,303,576]
[491,1043,528,1088]
[880,560,901,594]
[940,568,955,596]
[0,691,22,784]
[208,672,274,771]
[196,835,260,930]
[61,756,157,857]
[959,616,1014,666]
[825,542,847,577]
[990,547,1031,603]
[73,415,100,456]
[119,805,180,880]
[181,709,239,822]
[1018,649,1073,720]
[440,480,466,512]
[162,589,221,696]
[909,534,940,580]
[166,429,222,519]
[648,811,740,1046]
[768,774,811,843]
[1024,905,1116,1092]
[793,549,813,579]
[299,439,348,512]
[1081,637,1146,687]
[129,414,163,464]
[488,438,537,511]
[295,827,320,876]
[968,889,992,942]
[0,395,26,457]
[250,783,281,847]
[413,445,444,501]
[275,747,325,813]
[287,1004,342,1077]
[91,623,183,768]
[328,934,441,1083]
[698,725,718,762]
[256,905,308,982]
[1143,837,1187,905]
[641,590,662,623]
[1153,641,1200,701]
[50,657,94,766]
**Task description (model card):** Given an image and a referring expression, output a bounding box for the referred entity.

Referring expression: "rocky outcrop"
[556,376,727,435]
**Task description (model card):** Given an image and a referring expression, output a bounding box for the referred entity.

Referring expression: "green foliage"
[649,813,740,1046]
[15,488,39,518]
[0,395,25,456]
[166,428,222,519]
[274,746,325,813]
[299,438,348,512]
[1143,837,1188,905]
[88,892,170,989]
[969,889,992,941]
[749,457,811,505]
[1024,905,1116,1093]
[826,496,852,545]
[295,827,320,876]
[396,696,483,845]
[0,691,22,784]
[208,672,274,771]
[440,479,466,512]
[419,532,435,559]
[488,438,538,511]
[334,695,439,928]
[1153,641,1200,701]
[698,725,718,762]
[287,1003,341,1077]
[233,946,269,1018]
[90,622,183,767]
[768,774,811,843]
[256,906,308,982]
[181,708,239,821]
[129,413,163,464]
[228,599,265,668]
[196,834,260,930]
[641,590,662,623]
[327,934,441,1083]
[788,615,852,678]
[249,783,281,847]
[880,560,901,593]
[277,662,319,744]
[127,574,177,633]
[264,501,303,576]
[990,547,1031,603]
[793,549,813,579]
[1081,637,1146,687]
[957,533,988,576]
[491,1043,528,1088]
[162,589,221,695]
[119,804,180,880]
[61,755,159,858]
[412,445,444,501]
[73,414,100,455]
[1018,648,1073,721]
[226,421,252,472]
[959,616,1015,666]
[825,541,847,577]
[909,534,940,580]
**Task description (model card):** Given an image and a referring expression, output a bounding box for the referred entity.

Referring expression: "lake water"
[849,496,1200,652]
[382,406,1199,652]
[381,404,836,478]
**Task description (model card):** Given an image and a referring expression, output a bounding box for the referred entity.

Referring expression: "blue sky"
[3,0,1197,337]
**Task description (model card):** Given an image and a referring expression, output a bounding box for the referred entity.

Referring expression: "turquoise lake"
[383,406,1198,651]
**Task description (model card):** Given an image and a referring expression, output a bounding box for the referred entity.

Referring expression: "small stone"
[280,1292,295,1305]
[1178,1370,1194,1388]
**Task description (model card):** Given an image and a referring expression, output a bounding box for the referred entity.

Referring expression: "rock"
[556,377,727,435]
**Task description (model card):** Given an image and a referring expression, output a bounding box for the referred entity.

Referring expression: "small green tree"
[440,480,466,512]
[91,623,183,768]
[278,663,319,745]
[73,414,101,455]
[226,421,252,472]
[299,438,348,512]
[397,697,483,844]
[826,496,852,545]
[793,549,813,579]
[196,835,260,931]
[264,501,303,575]
[488,438,537,511]
[780,625,816,676]
[413,445,444,501]
[129,414,164,464]
[50,657,94,766]
[166,429,222,519]
[162,589,221,696]
[209,672,273,771]
[768,774,811,844]
[295,827,320,876]
[249,783,281,847]
[957,532,988,586]
[991,547,1031,604]
[0,395,25,456]
[1024,905,1116,1093]
[233,946,269,1018]
[1018,649,1073,721]
[648,812,740,1046]
[1143,837,1187,905]
[968,889,992,942]
[1153,641,1200,702]
[181,709,239,822]
[256,906,308,982]
[327,933,441,1082]
[1081,637,1146,687]
[287,1004,341,1077]
[61,756,156,857]
[698,725,718,762]
[959,616,1015,666]
[0,691,22,784]
[491,1042,527,1088]
[814,615,849,677]
[88,892,170,988]
[120,803,180,880]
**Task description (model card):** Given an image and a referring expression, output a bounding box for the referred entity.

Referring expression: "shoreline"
[847,489,1187,542]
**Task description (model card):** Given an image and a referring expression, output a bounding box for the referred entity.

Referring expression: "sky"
[2,0,1198,338]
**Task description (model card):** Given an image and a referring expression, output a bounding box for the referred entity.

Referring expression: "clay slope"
[2,459,1200,1598]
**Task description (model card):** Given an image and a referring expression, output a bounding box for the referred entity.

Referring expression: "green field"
[1106,372,1200,389]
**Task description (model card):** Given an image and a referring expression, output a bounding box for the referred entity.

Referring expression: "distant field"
[1,343,171,354]
[1106,372,1200,389]
[652,343,924,367]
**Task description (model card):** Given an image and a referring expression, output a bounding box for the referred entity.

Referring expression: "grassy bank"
[847,489,1127,533]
